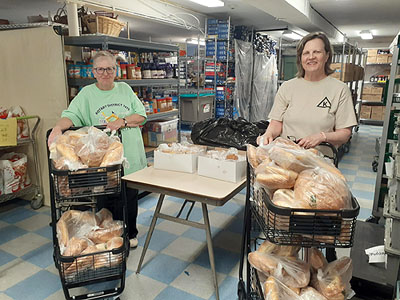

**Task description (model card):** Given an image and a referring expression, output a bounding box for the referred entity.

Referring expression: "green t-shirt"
[61,82,147,175]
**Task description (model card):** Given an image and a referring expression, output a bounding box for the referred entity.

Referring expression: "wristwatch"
[122,118,128,127]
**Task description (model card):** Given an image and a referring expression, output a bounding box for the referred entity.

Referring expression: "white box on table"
[197,155,246,183]
[154,150,199,173]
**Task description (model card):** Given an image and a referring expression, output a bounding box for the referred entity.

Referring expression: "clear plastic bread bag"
[312,256,353,300]
[299,287,327,300]
[255,160,299,190]
[294,167,352,210]
[76,126,111,167]
[263,276,302,300]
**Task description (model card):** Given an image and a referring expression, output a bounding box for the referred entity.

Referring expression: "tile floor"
[0,124,382,300]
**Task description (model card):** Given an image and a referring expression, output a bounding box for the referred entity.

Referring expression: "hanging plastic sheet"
[234,39,253,120]
[250,54,278,122]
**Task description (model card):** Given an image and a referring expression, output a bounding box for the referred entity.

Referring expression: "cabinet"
[63,35,180,155]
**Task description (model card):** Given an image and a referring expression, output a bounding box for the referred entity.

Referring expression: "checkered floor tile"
[0,125,381,299]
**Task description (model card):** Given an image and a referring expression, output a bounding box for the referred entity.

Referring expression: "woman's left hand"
[297,133,324,149]
[106,118,124,131]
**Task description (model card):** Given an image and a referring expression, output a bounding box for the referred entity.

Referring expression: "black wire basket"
[51,163,122,200]
[250,168,360,248]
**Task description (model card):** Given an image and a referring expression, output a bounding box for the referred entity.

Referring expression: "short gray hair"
[93,51,116,66]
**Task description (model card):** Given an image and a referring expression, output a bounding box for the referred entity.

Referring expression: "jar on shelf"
[135,66,142,79]
[151,64,158,79]
[166,97,173,110]
[120,62,128,79]
[151,98,158,113]
[127,64,136,79]
[165,64,173,79]
[116,64,121,79]
[142,63,152,79]
[156,96,163,112]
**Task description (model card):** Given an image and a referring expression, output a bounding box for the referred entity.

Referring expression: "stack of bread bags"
[246,138,354,299]
[56,208,125,276]
[249,240,353,300]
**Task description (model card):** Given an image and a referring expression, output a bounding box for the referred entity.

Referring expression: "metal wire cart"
[237,143,360,300]
[46,127,129,300]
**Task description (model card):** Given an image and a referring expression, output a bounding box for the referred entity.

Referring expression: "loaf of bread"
[248,251,278,275]
[268,146,309,173]
[96,208,113,226]
[87,220,123,244]
[294,168,351,210]
[273,137,301,150]
[272,188,309,209]
[264,276,301,300]
[63,237,89,256]
[255,163,298,190]
[100,141,124,166]
[258,240,300,258]
[256,147,271,164]
[56,143,80,163]
[247,144,259,168]
[309,248,328,271]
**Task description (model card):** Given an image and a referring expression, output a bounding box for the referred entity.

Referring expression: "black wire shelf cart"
[237,143,360,300]
[46,127,129,300]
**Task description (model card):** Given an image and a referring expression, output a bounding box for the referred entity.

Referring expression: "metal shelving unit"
[68,78,179,87]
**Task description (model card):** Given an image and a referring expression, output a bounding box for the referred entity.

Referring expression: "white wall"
[0,26,68,206]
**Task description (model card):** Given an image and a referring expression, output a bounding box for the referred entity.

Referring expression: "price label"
[0,118,17,146]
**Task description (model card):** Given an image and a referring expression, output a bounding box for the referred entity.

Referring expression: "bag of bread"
[309,248,328,271]
[247,144,271,168]
[87,220,123,244]
[264,276,302,300]
[249,252,310,288]
[311,257,353,300]
[272,189,310,209]
[258,240,300,258]
[255,161,298,190]
[294,167,351,210]
[75,127,111,167]
[300,287,327,300]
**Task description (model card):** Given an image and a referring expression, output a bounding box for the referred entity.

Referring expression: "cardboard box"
[144,129,178,147]
[154,150,199,173]
[367,56,377,64]
[144,119,178,133]
[330,63,354,81]
[363,86,372,94]
[362,94,382,102]
[376,55,388,64]
[360,105,372,119]
[387,54,393,63]
[368,49,378,56]
[197,155,246,183]
[371,106,384,120]
[370,87,384,95]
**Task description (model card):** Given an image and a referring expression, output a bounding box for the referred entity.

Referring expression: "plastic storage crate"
[181,94,214,122]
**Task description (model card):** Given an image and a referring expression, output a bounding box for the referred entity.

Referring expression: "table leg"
[136,193,165,274]
[201,203,219,300]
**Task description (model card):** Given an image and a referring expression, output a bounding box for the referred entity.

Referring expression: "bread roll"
[264,276,280,300]
[63,237,89,256]
[56,143,80,163]
[226,153,238,160]
[255,165,298,190]
[100,141,124,167]
[294,168,351,210]
[272,189,309,209]
[57,218,70,249]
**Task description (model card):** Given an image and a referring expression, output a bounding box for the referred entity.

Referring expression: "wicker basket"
[83,15,125,37]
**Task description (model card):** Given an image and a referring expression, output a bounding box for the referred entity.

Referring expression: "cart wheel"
[31,194,43,210]
[343,144,350,153]
[355,126,359,132]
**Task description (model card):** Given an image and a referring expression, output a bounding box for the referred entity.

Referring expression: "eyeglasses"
[94,67,116,74]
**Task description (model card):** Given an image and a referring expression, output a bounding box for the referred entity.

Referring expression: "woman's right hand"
[48,127,62,148]
[257,133,274,146]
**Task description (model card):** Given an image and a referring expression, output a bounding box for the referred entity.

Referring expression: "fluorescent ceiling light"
[187,38,205,45]
[188,0,224,7]
[282,30,302,40]
[360,30,373,40]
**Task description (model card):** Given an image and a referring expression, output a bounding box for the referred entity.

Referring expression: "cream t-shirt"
[268,76,357,142]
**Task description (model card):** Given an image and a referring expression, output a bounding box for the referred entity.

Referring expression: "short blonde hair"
[296,32,334,78]
[93,51,116,67]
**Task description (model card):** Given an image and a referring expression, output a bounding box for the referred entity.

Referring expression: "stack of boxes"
[367,49,393,64]
[360,106,385,121]
[330,63,364,82]
[142,119,178,147]
[362,86,384,102]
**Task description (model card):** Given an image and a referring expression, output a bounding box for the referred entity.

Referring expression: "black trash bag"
[191,117,269,150]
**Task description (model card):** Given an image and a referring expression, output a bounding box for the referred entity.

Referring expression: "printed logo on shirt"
[317,97,331,109]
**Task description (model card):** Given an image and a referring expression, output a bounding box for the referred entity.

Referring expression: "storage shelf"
[0,138,34,149]
[366,63,391,66]
[146,109,178,121]
[68,78,179,87]
[360,101,385,106]
[364,81,387,84]
[360,119,384,126]
[0,184,37,204]
[64,35,178,52]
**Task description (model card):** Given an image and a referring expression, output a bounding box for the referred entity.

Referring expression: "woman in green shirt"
[48,51,147,248]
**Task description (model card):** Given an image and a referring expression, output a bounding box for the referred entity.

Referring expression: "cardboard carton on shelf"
[362,94,382,102]
[360,105,372,119]
[367,56,377,64]
[376,55,388,64]
[370,87,384,95]
[367,49,378,56]
[330,63,354,81]
[371,106,385,120]
[197,154,246,183]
